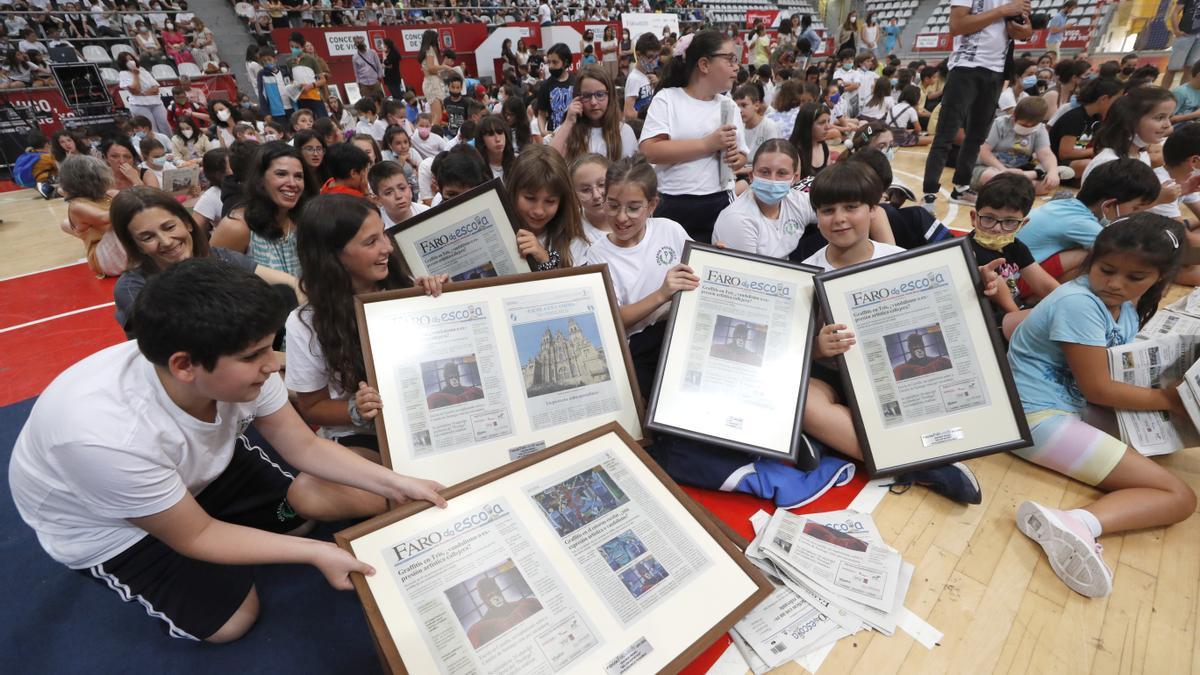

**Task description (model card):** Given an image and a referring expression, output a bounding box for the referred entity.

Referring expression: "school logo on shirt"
[782,219,802,235]
[237,415,256,434]
[655,246,677,266]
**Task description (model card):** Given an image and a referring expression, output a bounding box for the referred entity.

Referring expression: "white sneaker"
[1016,501,1113,598]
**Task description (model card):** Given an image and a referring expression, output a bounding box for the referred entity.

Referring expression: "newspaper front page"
[843,266,990,429]
[390,302,516,459]
[677,265,799,432]
[521,450,711,626]
[1139,309,1200,367]
[504,288,622,433]
[413,208,524,281]
[383,498,602,675]
[1108,337,1197,456]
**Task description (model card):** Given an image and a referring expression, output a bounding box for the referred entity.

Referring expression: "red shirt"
[320,179,365,197]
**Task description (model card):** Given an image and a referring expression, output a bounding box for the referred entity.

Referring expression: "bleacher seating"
[696,0,827,31]
[864,0,918,27]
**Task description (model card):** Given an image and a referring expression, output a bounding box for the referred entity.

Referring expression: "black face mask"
[1122,66,1136,75]
[549,67,565,79]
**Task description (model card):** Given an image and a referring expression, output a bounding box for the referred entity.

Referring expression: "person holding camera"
[922,0,1033,209]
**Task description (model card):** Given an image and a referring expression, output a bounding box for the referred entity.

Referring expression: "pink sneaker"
[1016,501,1113,598]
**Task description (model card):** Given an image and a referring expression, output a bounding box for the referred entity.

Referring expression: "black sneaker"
[949,187,977,205]
[891,462,982,505]
[922,193,937,215]
[36,181,56,200]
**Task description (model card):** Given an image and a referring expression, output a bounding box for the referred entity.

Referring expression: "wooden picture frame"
[336,422,773,675]
[646,242,821,467]
[812,237,1031,476]
[356,265,645,486]
[386,178,531,281]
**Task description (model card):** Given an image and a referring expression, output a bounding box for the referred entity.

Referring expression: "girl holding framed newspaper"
[1007,213,1197,599]
[287,194,446,481]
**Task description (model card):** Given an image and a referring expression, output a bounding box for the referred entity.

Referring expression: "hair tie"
[1166,228,1180,249]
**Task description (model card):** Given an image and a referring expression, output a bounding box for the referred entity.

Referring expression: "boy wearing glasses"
[968,173,1058,331]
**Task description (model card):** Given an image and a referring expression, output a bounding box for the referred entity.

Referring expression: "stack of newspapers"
[730,509,913,673]
[1111,288,1200,456]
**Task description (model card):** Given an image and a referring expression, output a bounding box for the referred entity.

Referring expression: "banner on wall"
[325,30,369,56]
[746,10,780,28]
[622,12,680,42]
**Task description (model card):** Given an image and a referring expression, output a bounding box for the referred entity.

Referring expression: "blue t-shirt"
[1008,277,1138,414]
[1017,198,1100,264]
[1046,11,1068,45]
[1173,83,1200,127]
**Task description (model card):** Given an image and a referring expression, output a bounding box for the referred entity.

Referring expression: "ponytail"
[660,30,729,90]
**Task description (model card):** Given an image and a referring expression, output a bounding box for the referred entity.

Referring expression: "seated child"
[9,258,445,642]
[368,160,429,229]
[410,112,449,160]
[734,83,781,164]
[319,142,370,197]
[353,97,388,142]
[1017,158,1161,289]
[1007,214,1196,598]
[843,148,952,250]
[801,161,982,504]
[1149,123,1200,284]
[966,173,1059,335]
[16,130,57,199]
[973,96,1071,196]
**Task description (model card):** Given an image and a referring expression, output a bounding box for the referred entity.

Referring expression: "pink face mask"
[418,128,431,139]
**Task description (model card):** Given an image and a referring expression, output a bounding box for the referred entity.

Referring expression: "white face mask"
[125,60,138,71]
[1013,122,1040,136]
[181,128,193,139]
[1132,134,1150,148]
[216,109,231,122]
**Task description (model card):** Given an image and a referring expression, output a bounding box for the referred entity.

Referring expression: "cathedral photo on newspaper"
[517,315,612,398]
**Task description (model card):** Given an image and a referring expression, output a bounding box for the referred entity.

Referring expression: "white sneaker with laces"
[1016,501,1113,598]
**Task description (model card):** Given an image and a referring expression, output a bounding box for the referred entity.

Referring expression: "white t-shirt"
[946,0,1009,73]
[712,188,816,258]
[411,130,449,160]
[996,87,1029,113]
[380,201,430,229]
[802,240,906,272]
[886,102,919,130]
[538,2,552,22]
[588,124,639,159]
[356,118,388,142]
[743,116,781,159]
[859,95,895,121]
[625,67,654,116]
[8,341,289,569]
[1148,166,1200,219]
[119,68,162,106]
[848,69,880,109]
[571,216,608,264]
[193,185,223,223]
[583,217,692,335]
[1080,147,1151,185]
[418,155,437,202]
[285,306,362,439]
[641,88,749,195]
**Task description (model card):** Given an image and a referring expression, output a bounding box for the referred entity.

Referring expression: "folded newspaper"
[1112,299,1200,456]
[730,509,927,673]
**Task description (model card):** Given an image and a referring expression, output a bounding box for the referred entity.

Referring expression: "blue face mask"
[840,63,852,72]
[890,78,898,87]
[751,178,792,205]
[1021,75,1037,89]
[291,47,302,57]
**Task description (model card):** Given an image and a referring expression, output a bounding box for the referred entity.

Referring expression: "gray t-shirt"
[113,248,256,337]
[981,115,1050,169]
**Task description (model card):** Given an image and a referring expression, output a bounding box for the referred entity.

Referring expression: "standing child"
[623,33,660,121]
[368,160,430,229]
[713,139,817,257]
[966,173,1060,334]
[506,144,585,269]
[443,72,469,138]
[1007,214,1196,598]
[640,29,749,245]
[800,161,982,503]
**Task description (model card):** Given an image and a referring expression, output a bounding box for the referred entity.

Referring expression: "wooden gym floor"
[1,147,1197,674]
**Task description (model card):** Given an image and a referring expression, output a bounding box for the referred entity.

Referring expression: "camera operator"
[922,0,1033,209]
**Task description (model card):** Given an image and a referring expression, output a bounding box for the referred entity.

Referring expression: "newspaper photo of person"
[421,356,485,409]
[598,531,649,571]
[885,327,953,382]
[451,261,498,281]
[445,560,544,649]
[707,315,768,367]
[617,557,670,598]
[530,466,629,537]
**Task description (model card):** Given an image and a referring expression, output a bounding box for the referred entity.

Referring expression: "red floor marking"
[0,305,125,407]
[678,470,870,673]
[0,263,117,329]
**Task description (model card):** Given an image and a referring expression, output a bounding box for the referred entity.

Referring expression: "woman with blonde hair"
[549,64,638,163]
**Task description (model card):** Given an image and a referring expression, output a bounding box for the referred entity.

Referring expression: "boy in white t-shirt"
[8,259,446,642]
[802,162,984,504]
[733,83,781,166]
[368,160,430,230]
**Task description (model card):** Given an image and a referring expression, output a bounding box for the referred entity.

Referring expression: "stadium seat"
[151,64,178,81]
[111,44,136,60]
[99,67,120,84]
[178,62,203,78]
[83,45,111,63]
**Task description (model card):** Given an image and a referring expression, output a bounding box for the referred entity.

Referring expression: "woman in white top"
[116,52,171,136]
[860,12,879,56]
[600,25,620,78]
[640,30,749,246]
[549,65,638,165]
[713,139,817,257]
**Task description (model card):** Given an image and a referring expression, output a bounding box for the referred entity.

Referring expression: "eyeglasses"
[706,52,737,64]
[976,214,1026,232]
[578,90,609,103]
[603,202,648,218]
[302,145,325,155]
[577,182,606,197]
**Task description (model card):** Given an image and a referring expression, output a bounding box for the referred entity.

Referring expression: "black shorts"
[83,435,305,641]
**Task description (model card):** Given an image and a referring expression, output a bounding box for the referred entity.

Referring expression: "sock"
[1068,508,1103,539]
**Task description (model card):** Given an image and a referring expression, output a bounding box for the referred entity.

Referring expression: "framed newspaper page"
[335,423,773,675]
[356,265,645,486]
[812,237,1031,477]
[646,242,820,465]
[386,178,532,281]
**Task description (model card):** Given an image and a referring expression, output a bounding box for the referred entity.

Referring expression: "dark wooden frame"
[646,242,821,466]
[355,264,647,473]
[384,178,532,279]
[335,422,774,675]
[812,237,1032,477]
